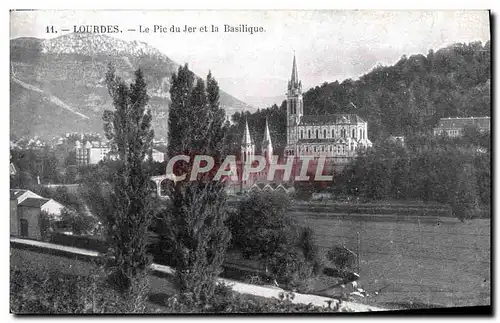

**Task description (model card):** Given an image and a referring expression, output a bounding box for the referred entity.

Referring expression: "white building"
[74,140,111,166]
[151,149,165,163]
[433,117,491,137]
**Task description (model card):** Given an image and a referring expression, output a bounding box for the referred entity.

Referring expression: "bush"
[327,246,357,274]
[59,207,101,236]
[229,191,291,259]
[10,265,153,314]
[228,192,322,289]
[162,282,340,313]
[10,266,340,314]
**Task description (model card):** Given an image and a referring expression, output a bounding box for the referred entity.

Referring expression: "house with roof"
[10,189,65,239]
[433,117,491,137]
[10,189,43,204]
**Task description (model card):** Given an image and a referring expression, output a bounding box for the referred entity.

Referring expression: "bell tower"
[286,52,303,147]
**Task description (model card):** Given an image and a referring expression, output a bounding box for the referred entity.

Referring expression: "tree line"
[334,127,491,221]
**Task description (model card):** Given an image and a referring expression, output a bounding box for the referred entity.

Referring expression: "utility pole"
[356,231,361,275]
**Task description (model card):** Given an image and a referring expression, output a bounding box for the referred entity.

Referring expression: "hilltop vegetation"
[229,41,490,151]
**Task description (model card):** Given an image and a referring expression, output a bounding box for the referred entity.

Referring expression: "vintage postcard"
[9,10,491,315]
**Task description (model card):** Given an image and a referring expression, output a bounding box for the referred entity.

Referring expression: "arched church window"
[300,130,303,139]
[308,130,311,138]
[316,130,319,139]
[332,129,334,138]
[352,129,355,138]
[323,129,326,138]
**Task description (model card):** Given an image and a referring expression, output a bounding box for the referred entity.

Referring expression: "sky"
[10,10,490,101]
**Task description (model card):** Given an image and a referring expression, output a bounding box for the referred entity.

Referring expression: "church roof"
[436,117,490,129]
[297,138,348,144]
[299,114,365,126]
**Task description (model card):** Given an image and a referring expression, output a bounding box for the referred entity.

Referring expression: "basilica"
[283,54,372,161]
[241,54,372,167]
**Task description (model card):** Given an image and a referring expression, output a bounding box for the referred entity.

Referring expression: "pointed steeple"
[262,117,273,161]
[262,117,272,147]
[242,116,253,146]
[241,115,255,164]
[291,52,299,86]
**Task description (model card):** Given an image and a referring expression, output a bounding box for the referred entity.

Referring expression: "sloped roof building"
[433,117,490,137]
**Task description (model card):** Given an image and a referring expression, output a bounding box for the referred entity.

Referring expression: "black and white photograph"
[8,9,492,315]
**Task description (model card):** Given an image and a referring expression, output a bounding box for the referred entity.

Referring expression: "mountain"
[217,76,288,110]
[240,95,286,110]
[10,33,252,140]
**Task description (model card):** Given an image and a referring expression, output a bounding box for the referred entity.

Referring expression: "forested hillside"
[227,41,490,151]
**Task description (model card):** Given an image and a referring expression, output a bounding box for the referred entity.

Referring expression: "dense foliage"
[10,265,152,314]
[10,266,341,314]
[10,148,62,188]
[167,64,229,158]
[158,181,231,303]
[160,64,232,303]
[337,129,490,220]
[229,191,322,288]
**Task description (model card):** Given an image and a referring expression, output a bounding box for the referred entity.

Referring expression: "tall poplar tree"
[206,71,228,158]
[162,65,230,303]
[83,64,155,292]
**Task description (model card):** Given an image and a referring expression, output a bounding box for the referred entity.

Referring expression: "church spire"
[288,52,301,92]
[262,117,272,147]
[242,116,253,146]
[262,117,273,161]
[291,52,299,86]
[241,115,255,164]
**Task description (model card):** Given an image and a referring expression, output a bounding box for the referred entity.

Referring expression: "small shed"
[17,198,65,239]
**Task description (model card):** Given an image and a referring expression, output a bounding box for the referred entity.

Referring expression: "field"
[290,202,491,308]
